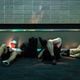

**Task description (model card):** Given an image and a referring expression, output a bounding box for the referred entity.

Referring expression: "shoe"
[2,60,10,66]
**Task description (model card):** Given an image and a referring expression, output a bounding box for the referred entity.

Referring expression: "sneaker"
[2,60,10,66]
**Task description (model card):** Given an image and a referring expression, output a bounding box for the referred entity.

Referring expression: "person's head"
[10,40,17,48]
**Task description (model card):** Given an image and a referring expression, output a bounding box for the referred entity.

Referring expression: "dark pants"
[61,48,70,56]
[42,45,61,62]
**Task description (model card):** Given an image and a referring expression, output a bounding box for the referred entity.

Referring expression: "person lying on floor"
[0,40,22,66]
[61,45,80,58]
[38,37,62,65]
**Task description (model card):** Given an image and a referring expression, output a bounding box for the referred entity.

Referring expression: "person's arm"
[38,49,45,58]
[47,40,54,56]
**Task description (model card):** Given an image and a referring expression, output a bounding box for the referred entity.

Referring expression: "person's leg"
[47,38,62,57]
[61,48,80,58]
[70,53,80,58]
[47,38,62,64]
[0,44,8,57]
[70,48,80,55]
[47,41,56,65]
[47,40,54,56]
[69,48,80,58]
[54,45,62,61]
[39,37,52,61]
[38,49,45,59]
[2,51,21,65]
[77,45,80,49]
[61,48,70,56]
[2,48,22,65]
